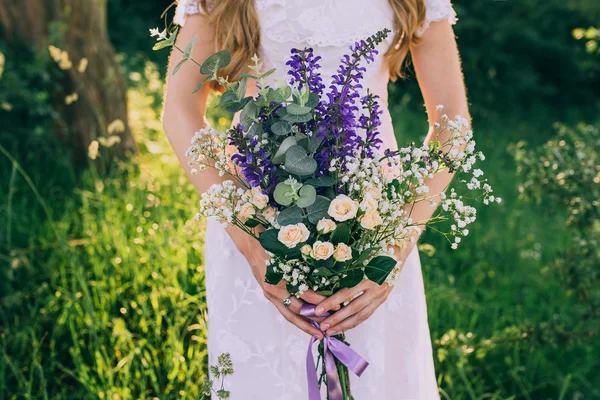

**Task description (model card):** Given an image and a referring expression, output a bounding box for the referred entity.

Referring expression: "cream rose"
[261,206,277,221]
[360,211,383,230]
[317,218,336,234]
[328,195,359,222]
[238,202,255,222]
[301,244,312,256]
[251,191,269,210]
[360,196,379,213]
[333,243,352,262]
[278,223,310,248]
[311,241,335,260]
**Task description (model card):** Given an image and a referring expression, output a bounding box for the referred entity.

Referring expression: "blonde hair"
[197,0,425,86]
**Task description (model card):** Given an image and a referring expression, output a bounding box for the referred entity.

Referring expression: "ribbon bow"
[300,303,369,400]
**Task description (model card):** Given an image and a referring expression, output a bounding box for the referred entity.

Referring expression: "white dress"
[175,1,457,398]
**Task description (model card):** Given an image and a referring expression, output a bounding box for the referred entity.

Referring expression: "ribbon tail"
[324,338,344,400]
[327,338,370,377]
[306,334,321,400]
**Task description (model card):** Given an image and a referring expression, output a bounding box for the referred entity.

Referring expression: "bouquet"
[154,26,499,400]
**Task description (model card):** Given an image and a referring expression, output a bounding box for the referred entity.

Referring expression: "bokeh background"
[1,0,599,399]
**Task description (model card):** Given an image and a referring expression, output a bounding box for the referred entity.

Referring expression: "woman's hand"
[234,227,327,339]
[314,279,393,336]
[314,244,411,336]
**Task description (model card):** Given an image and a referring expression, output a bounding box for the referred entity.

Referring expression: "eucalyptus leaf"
[261,67,277,79]
[200,50,231,75]
[277,86,292,102]
[305,175,335,187]
[308,135,324,153]
[183,34,198,58]
[273,182,294,206]
[192,74,212,94]
[271,121,292,136]
[240,101,258,128]
[279,107,313,123]
[172,58,188,76]
[285,145,317,176]
[306,195,331,224]
[365,256,397,285]
[287,103,312,116]
[305,92,320,109]
[247,122,263,137]
[296,185,316,208]
[238,77,248,101]
[277,206,303,226]
[272,136,297,164]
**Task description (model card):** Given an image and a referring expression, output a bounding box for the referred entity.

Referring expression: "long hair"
[197,0,425,85]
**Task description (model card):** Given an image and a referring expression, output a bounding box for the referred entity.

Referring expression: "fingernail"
[321,323,330,331]
[327,330,339,336]
[316,306,324,315]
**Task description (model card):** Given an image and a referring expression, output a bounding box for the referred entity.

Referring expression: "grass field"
[1,62,598,399]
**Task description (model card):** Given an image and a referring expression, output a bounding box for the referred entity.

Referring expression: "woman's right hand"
[232,227,326,339]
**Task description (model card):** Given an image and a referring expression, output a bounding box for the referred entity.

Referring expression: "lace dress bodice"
[175,0,456,152]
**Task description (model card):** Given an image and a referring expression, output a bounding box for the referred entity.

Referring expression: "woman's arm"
[162,15,325,339]
[315,20,469,335]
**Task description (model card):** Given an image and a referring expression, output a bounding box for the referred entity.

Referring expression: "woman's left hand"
[313,279,394,336]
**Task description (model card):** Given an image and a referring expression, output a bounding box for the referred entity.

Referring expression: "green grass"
[1,63,599,399]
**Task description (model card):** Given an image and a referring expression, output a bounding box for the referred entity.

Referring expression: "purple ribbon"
[300,303,369,400]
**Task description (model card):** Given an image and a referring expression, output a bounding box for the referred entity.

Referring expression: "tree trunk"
[0,0,136,166]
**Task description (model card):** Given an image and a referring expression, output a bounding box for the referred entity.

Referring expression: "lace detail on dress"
[257,0,395,47]
[173,0,209,26]
[417,0,458,36]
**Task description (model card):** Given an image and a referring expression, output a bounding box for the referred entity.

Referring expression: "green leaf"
[172,58,188,75]
[287,103,312,115]
[296,185,316,208]
[306,195,331,224]
[260,67,277,79]
[240,72,259,79]
[265,262,284,285]
[247,122,263,137]
[330,223,350,245]
[200,50,232,75]
[277,206,303,226]
[238,77,248,101]
[259,229,301,259]
[305,92,320,108]
[277,85,292,102]
[244,218,261,228]
[192,75,212,94]
[353,247,376,266]
[305,175,335,187]
[240,101,258,128]
[313,267,334,277]
[152,40,173,51]
[183,34,198,58]
[365,256,397,285]
[271,121,292,136]
[273,182,294,206]
[308,135,324,153]
[339,270,364,288]
[272,136,297,164]
[279,107,313,123]
[285,145,317,176]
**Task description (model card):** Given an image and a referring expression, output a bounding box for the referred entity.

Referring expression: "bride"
[163,0,466,398]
